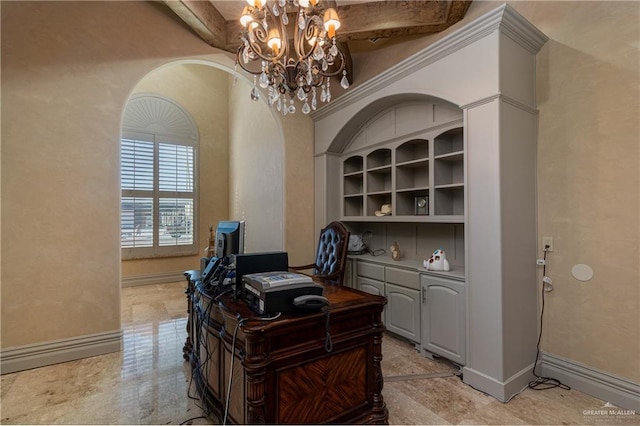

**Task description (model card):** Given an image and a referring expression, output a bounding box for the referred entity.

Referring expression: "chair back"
[313,221,350,285]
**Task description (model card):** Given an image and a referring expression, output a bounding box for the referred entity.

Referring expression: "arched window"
[120,95,198,259]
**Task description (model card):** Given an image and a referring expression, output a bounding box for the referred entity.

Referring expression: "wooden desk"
[183,278,388,424]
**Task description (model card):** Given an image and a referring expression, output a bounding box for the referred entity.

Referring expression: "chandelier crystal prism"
[236,0,349,115]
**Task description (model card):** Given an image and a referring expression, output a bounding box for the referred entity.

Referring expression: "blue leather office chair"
[290,221,350,286]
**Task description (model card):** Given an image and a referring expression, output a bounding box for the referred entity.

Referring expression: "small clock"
[414,196,428,215]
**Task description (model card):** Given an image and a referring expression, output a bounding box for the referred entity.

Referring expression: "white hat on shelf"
[374,204,392,217]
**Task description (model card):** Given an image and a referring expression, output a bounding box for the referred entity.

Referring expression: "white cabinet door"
[385,283,421,343]
[421,275,466,365]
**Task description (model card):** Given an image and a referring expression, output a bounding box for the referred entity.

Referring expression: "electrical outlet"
[542,236,554,252]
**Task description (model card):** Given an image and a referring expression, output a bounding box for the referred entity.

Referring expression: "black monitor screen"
[215,220,245,259]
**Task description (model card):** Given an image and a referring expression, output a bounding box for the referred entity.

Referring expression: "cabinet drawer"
[357,277,385,297]
[357,261,385,281]
[386,267,419,290]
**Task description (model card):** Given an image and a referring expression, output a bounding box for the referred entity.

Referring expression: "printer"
[242,271,324,315]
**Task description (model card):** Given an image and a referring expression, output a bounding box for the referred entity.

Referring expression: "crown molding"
[310,3,548,122]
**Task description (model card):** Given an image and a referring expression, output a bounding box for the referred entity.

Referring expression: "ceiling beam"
[161,0,237,53]
[162,1,471,84]
[334,1,472,41]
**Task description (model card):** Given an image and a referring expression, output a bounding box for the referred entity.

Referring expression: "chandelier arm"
[294,12,322,61]
[318,49,346,77]
[236,50,263,76]
[244,18,287,63]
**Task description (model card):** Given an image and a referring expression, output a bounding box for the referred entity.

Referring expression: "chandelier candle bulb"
[267,29,281,54]
[248,0,266,8]
[240,7,253,27]
[323,8,340,38]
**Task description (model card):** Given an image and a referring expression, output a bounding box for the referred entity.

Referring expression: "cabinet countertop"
[348,254,465,282]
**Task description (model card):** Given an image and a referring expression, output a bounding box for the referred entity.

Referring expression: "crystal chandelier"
[237,0,350,115]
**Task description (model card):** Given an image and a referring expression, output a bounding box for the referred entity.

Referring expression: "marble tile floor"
[1,282,638,425]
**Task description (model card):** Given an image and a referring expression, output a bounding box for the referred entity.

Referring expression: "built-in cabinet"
[421,275,466,365]
[342,124,464,222]
[354,256,466,364]
[314,3,547,403]
[356,260,424,346]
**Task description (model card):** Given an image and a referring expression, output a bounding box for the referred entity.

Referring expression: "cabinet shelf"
[341,125,463,222]
[367,165,392,173]
[434,151,463,161]
[367,190,392,196]
[367,168,392,193]
[344,174,364,196]
[434,183,464,190]
[342,215,464,223]
[397,158,429,168]
[344,195,364,217]
[434,187,464,216]
[434,128,463,156]
[344,155,364,174]
[396,186,429,193]
[367,149,392,169]
[397,139,428,163]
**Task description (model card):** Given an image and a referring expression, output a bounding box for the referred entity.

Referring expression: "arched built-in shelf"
[340,105,464,223]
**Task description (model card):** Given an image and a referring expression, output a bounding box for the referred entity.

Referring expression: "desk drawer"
[386,267,419,290]
[357,261,385,281]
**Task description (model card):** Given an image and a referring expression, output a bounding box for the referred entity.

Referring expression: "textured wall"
[0,1,315,350]
[228,80,285,253]
[521,1,639,382]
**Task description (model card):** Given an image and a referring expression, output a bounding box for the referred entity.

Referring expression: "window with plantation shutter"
[121,95,198,259]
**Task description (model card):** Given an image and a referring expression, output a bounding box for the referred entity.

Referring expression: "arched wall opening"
[120,60,286,286]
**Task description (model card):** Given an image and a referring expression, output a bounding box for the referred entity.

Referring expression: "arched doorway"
[120,62,285,286]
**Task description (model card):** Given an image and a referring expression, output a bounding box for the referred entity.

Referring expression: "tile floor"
[1,282,638,425]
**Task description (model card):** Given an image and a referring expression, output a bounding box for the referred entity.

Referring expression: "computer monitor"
[215,220,245,260]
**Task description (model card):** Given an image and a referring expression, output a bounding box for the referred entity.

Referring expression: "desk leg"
[371,330,388,422]
[244,334,268,424]
[183,277,193,361]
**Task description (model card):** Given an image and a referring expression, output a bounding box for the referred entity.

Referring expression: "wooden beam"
[161,1,471,83]
[334,1,472,41]
[161,0,237,53]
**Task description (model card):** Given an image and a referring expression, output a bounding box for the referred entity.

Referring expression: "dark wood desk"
[183,278,388,424]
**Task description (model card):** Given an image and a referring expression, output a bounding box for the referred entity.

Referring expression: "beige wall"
[2,0,635,387]
[521,0,639,382]
[122,63,231,278]
[348,1,639,382]
[281,111,316,267]
[0,1,315,350]
[228,79,285,253]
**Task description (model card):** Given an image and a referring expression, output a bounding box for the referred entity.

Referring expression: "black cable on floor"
[528,247,570,391]
[179,415,208,425]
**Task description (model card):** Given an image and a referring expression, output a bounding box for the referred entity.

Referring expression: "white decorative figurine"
[423,248,450,272]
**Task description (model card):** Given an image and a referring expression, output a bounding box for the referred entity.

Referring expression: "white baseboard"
[0,330,123,375]
[540,352,640,411]
[462,363,535,402]
[121,271,186,287]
